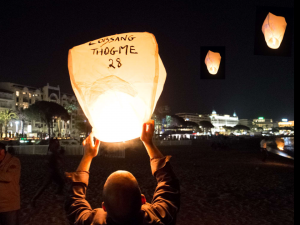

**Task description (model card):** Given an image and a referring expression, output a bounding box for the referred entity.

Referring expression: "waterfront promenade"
[16,140,294,225]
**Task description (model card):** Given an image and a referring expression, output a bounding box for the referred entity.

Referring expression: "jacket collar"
[0,152,13,167]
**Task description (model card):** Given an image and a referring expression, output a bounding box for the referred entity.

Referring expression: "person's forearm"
[76,156,93,172]
[143,142,164,159]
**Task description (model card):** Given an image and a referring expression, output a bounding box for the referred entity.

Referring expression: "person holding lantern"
[65,120,180,225]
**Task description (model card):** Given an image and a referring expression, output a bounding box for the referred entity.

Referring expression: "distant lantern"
[68,32,167,142]
[205,50,221,75]
[275,138,285,151]
[262,12,287,49]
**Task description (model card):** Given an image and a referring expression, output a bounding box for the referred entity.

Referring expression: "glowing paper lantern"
[275,138,285,151]
[205,50,221,75]
[262,12,287,49]
[68,32,166,142]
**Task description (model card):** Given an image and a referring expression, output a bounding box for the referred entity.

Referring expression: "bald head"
[103,171,142,223]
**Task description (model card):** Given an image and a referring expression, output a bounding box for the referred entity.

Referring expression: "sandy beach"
[17,140,294,225]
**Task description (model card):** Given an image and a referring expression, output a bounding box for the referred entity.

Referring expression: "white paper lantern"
[262,12,287,49]
[205,50,221,75]
[68,32,167,142]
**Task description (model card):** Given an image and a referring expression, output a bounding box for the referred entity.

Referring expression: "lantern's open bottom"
[90,91,147,143]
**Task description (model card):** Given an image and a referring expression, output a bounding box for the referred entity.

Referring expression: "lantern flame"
[262,12,287,49]
[205,50,221,75]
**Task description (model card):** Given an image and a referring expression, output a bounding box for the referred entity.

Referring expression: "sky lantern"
[68,32,167,142]
[262,12,287,49]
[205,50,221,75]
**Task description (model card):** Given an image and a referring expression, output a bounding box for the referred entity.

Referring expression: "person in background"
[65,120,180,225]
[260,137,268,162]
[30,138,65,207]
[0,142,21,225]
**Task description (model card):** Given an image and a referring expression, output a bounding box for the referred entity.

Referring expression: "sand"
[17,140,294,225]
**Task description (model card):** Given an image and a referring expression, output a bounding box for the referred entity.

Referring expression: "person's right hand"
[82,132,100,159]
[141,120,155,145]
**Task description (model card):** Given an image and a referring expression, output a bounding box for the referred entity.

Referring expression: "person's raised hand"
[82,132,100,159]
[141,120,155,145]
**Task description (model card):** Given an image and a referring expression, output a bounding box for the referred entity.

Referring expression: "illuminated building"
[252,117,274,131]
[0,82,85,139]
[238,119,253,128]
[278,119,294,127]
[175,113,206,124]
[0,89,14,112]
[208,110,239,134]
[176,110,239,134]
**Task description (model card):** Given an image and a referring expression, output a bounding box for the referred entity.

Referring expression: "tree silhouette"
[233,125,250,132]
[24,101,70,137]
[199,121,214,134]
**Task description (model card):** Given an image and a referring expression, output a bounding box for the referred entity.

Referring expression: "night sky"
[0,0,294,121]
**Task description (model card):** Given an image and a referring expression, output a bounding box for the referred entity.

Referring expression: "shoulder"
[11,156,21,168]
[141,203,163,225]
[92,208,108,224]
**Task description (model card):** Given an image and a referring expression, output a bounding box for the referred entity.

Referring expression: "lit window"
[29,93,32,98]
[23,92,26,95]
[16,103,18,106]
[16,91,19,96]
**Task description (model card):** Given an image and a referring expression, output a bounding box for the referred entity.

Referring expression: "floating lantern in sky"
[205,50,221,75]
[262,12,287,49]
[68,32,167,142]
[275,138,285,151]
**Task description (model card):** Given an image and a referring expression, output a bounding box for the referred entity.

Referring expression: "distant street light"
[262,12,287,49]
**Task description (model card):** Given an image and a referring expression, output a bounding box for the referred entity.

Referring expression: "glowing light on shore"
[276,138,285,151]
[262,12,287,49]
[205,51,221,75]
[68,32,166,142]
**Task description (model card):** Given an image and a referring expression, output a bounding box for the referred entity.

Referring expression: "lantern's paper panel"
[205,51,221,75]
[68,32,166,142]
[262,12,287,49]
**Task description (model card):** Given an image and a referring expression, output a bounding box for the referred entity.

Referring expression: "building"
[0,82,85,139]
[0,89,14,112]
[238,119,253,129]
[176,113,204,124]
[176,110,239,134]
[278,119,294,128]
[252,117,274,131]
[208,110,239,134]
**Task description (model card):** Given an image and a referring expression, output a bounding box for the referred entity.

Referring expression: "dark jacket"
[0,153,21,213]
[65,156,180,225]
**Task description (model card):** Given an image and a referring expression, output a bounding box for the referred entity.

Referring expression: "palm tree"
[0,117,4,139]
[63,101,78,136]
[17,108,27,137]
[0,110,18,138]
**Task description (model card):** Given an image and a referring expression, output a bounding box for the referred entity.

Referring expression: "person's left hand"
[82,133,100,159]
